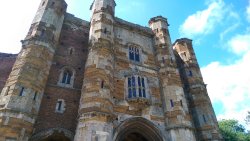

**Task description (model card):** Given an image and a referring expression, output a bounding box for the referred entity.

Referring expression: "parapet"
[148,16,169,26]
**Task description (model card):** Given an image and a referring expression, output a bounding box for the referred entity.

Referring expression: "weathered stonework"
[0,0,222,141]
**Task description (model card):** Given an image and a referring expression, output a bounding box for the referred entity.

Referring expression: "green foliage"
[219,119,250,141]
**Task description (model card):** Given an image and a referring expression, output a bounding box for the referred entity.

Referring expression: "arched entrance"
[41,131,71,141]
[113,117,164,141]
[30,128,74,141]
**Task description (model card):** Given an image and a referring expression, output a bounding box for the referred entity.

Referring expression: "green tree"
[218,119,250,141]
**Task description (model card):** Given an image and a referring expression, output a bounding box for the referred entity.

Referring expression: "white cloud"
[228,34,250,55]
[179,0,225,37]
[201,34,250,130]
[0,1,40,54]
[247,0,250,22]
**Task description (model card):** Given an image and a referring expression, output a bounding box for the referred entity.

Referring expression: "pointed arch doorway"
[113,117,164,141]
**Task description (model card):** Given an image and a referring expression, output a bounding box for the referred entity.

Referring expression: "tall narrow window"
[104,28,107,34]
[57,101,62,111]
[132,76,136,97]
[162,57,165,64]
[129,47,134,61]
[142,77,146,98]
[55,99,65,113]
[135,48,140,62]
[101,80,104,89]
[42,1,45,6]
[128,77,132,98]
[33,92,37,101]
[41,29,45,37]
[189,70,193,76]
[138,76,142,97]
[170,99,174,107]
[180,100,183,107]
[129,46,140,62]
[19,87,25,96]
[62,70,72,84]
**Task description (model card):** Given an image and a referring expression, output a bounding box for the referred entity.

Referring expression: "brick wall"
[33,14,90,136]
[0,53,17,91]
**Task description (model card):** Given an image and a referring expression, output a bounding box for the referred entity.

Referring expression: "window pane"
[142,89,146,98]
[58,101,62,111]
[129,47,134,60]
[138,77,142,97]
[170,100,174,107]
[66,73,71,84]
[133,87,136,97]
[128,88,132,98]
[135,48,140,62]
[142,78,145,87]
[132,76,135,87]
[128,77,131,87]
[62,72,67,83]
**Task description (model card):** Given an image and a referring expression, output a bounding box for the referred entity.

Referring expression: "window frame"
[128,45,141,63]
[57,67,75,88]
[126,75,148,99]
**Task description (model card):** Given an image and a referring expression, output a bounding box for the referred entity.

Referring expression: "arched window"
[58,67,75,88]
[61,70,72,84]
[129,46,140,62]
[127,75,147,99]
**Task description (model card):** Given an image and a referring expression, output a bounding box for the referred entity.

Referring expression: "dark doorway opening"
[122,132,148,141]
[41,132,70,141]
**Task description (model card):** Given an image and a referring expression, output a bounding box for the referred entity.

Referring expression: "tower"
[174,38,223,140]
[149,17,197,141]
[0,0,67,140]
[74,0,116,140]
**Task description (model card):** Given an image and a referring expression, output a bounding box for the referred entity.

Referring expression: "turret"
[0,0,66,140]
[74,0,116,140]
[174,38,223,140]
[149,17,197,141]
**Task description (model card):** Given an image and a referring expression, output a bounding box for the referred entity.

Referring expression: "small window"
[51,2,55,7]
[101,80,104,88]
[41,29,45,37]
[19,87,25,96]
[129,46,140,62]
[170,57,173,63]
[180,100,183,107]
[162,57,165,64]
[104,28,107,34]
[62,70,72,84]
[189,70,193,76]
[33,92,38,101]
[55,99,65,113]
[69,48,74,55]
[170,99,174,107]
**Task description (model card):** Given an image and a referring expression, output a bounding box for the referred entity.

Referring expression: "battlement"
[115,17,154,36]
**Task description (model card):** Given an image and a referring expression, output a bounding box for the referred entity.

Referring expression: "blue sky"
[0,0,250,129]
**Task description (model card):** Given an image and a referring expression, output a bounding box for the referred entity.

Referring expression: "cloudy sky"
[0,0,249,129]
